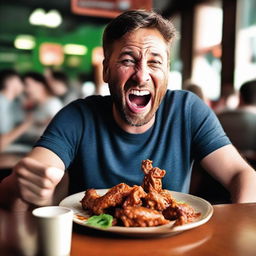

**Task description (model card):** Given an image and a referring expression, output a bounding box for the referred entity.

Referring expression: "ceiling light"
[64,44,88,55]
[29,8,62,28]
[44,10,62,28]
[29,8,46,26]
[14,35,35,50]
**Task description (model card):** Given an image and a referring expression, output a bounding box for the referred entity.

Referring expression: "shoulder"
[163,89,199,102]
[54,95,112,119]
[161,89,203,111]
[70,95,111,112]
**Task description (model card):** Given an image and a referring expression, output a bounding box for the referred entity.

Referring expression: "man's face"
[103,28,169,129]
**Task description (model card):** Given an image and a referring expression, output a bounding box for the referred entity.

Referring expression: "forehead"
[112,28,169,57]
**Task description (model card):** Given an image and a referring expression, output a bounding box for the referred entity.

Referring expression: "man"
[0,69,33,152]
[1,10,256,210]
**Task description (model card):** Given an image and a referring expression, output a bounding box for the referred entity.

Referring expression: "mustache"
[124,82,150,92]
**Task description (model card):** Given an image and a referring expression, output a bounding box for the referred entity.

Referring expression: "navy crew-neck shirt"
[35,90,230,194]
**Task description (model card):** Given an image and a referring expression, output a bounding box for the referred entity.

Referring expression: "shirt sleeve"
[188,94,231,160]
[34,100,84,169]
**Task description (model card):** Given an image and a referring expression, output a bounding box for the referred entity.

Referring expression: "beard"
[119,104,155,127]
[110,85,165,127]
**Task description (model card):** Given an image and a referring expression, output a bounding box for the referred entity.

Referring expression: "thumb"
[46,167,65,186]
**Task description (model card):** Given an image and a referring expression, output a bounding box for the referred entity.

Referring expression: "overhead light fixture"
[29,8,62,28]
[64,44,88,55]
[14,35,35,50]
[29,8,45,26]
[44,10,62,28]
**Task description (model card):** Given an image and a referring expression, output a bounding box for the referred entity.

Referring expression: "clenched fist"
[14,157,65,206]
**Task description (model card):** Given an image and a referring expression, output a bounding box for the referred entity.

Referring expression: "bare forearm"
[229,167,256,203]
[0,174,30,211]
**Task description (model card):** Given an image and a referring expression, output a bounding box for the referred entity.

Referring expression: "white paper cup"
[32,206,73,256]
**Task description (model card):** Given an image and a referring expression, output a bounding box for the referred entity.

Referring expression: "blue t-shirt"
[35,90,230,194]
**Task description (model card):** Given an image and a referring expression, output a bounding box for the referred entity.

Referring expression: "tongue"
[129,95,148,107]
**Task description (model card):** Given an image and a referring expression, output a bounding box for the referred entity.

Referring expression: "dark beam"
[221,0,237,95]
[180,8,195,86]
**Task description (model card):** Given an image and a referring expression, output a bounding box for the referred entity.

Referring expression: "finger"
[16,166,53,189]
[44,167,65,185]
[19,186,51,206]
[15,158,64,185]
[18,176,53,201]
[14,158,47,177]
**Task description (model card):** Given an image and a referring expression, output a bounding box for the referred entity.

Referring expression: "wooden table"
[0,203,256,256]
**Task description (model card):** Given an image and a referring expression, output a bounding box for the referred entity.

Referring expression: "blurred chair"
[217,79,256,169]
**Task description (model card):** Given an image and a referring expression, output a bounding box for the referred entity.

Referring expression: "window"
[235,0,256,90]
[191,1,222,100]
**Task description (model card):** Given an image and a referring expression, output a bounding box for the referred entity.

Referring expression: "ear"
[103,59,110,83]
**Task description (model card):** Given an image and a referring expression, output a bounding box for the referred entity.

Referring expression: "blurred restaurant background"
[1,0,256,98]
[1,0,256,172]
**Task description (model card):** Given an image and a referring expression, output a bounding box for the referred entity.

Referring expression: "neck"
[112,105,155,134]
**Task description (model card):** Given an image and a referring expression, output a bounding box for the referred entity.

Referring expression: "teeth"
[130,90,150,96]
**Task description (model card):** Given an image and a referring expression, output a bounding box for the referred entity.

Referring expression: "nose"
[132,63,150,84]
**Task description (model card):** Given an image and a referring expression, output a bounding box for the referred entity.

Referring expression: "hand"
[13,157,65,206]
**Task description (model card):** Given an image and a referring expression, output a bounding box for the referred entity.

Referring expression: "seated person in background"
[212,84,239,114]
[184,82,211,106]
[218,79,256,163]
[78,72,96,98]
[0,10,256,211]
[21,72,63,144]
[0,69,33,152]
[45,69,79,106]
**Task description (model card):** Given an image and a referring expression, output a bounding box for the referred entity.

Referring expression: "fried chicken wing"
[141,159,153,174]
[81,183,133,214]
[144,190,169,211]
[122,185,147,208]
[81,188,100,212]
[142,167,166,193]
[115,206,170,227]
[162,200,201,226]
[80,159,201,228]
[160,189,175,204]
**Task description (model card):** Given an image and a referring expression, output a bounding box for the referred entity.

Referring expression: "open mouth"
[127,89,151,113]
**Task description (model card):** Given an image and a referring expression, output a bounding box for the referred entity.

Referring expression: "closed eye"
[148,60,162,68]
[121,59,136,66]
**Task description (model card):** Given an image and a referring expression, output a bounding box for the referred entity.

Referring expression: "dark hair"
[185,84,204,99]
[103,10,176,60]
[23,71,54,95]
[51,71,69,87]
[0,69,20,91]
[240,79,256,105]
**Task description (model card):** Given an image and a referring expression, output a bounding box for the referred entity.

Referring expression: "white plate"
[59,189,213,237]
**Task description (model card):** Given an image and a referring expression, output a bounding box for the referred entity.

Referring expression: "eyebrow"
[119,51,134,58]
[119,51,163,59]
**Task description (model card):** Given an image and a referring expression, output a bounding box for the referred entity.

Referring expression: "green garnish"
[86,214,113,229]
